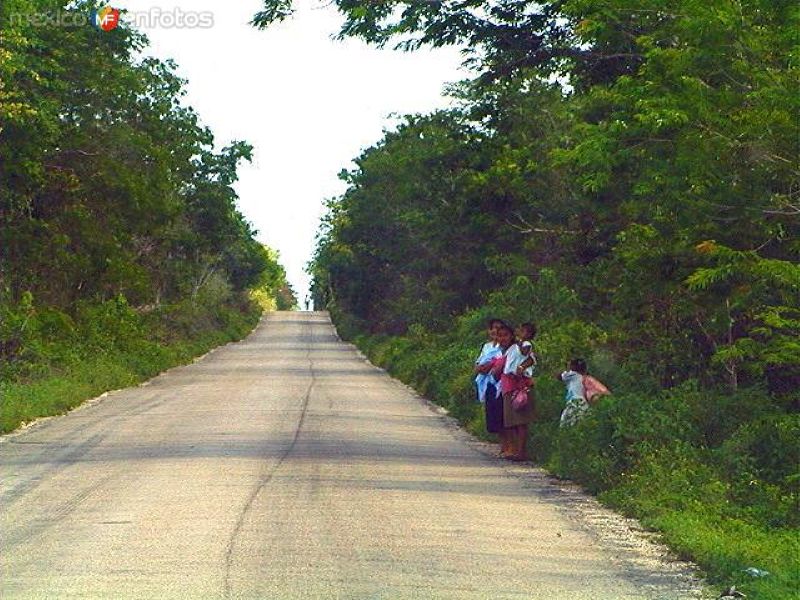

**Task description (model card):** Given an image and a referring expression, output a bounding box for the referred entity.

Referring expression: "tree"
[1,0,288,316]
[304,0,798,395]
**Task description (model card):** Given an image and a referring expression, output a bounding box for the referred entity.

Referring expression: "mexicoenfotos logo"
[9,7,214,30]
[92,6,121,31]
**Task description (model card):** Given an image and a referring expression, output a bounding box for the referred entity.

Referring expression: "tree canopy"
[300,1,799,393]
[1,0,295,317]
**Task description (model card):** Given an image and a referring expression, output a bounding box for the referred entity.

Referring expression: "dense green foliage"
[336,288,798,598]
[1,1,295,426]
[0,294,261,434]
[265,1,800,597]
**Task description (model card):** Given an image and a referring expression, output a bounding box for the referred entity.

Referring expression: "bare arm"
[475,362,492,374]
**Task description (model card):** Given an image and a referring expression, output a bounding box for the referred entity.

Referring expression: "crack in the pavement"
[222,316,316,598]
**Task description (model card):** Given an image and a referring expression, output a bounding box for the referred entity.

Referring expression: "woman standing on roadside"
[498,324,536,461]
[489,322,517,457]
[475,319,504,439]
[474,319,503,403]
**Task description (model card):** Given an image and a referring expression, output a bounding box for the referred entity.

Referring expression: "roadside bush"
[718,414,800,528]
[330,306,799,599]
[722,414,800,490]
[0,292,261,434]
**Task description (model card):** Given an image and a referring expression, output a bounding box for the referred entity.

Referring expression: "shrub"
[0,292,262,434]
[330,304,799,599]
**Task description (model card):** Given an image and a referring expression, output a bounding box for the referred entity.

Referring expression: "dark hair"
[487,318,504,329]
[570,358,588,374]
[496,322,514,336]
[520,322,537,338]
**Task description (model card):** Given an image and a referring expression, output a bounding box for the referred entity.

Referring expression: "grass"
[635,511,799,598]
[1,299,260,434]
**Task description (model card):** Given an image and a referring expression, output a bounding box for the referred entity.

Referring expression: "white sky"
[114,0,465,302]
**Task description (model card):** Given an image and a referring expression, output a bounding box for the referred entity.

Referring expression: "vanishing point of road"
[1,312,703,599]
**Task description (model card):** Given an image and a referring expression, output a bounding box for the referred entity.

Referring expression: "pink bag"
[512,387,529,411]
[583,375,610,404]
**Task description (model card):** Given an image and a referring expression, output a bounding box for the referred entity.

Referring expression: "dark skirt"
[484,383,504,433]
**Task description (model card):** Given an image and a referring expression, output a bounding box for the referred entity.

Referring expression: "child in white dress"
[558,358,589,427]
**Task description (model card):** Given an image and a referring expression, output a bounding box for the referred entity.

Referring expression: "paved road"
[1,312,703,599]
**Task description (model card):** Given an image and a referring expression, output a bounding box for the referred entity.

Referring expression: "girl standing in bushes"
[558,358,589,427]
[475,319,504,437]
[498,322,536,461]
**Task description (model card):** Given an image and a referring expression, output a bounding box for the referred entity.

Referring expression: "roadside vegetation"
[263,1,800,597]
[332,297,797,600]
[0,1,296,432]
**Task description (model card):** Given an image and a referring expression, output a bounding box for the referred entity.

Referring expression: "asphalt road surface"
[1,312,704,599]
